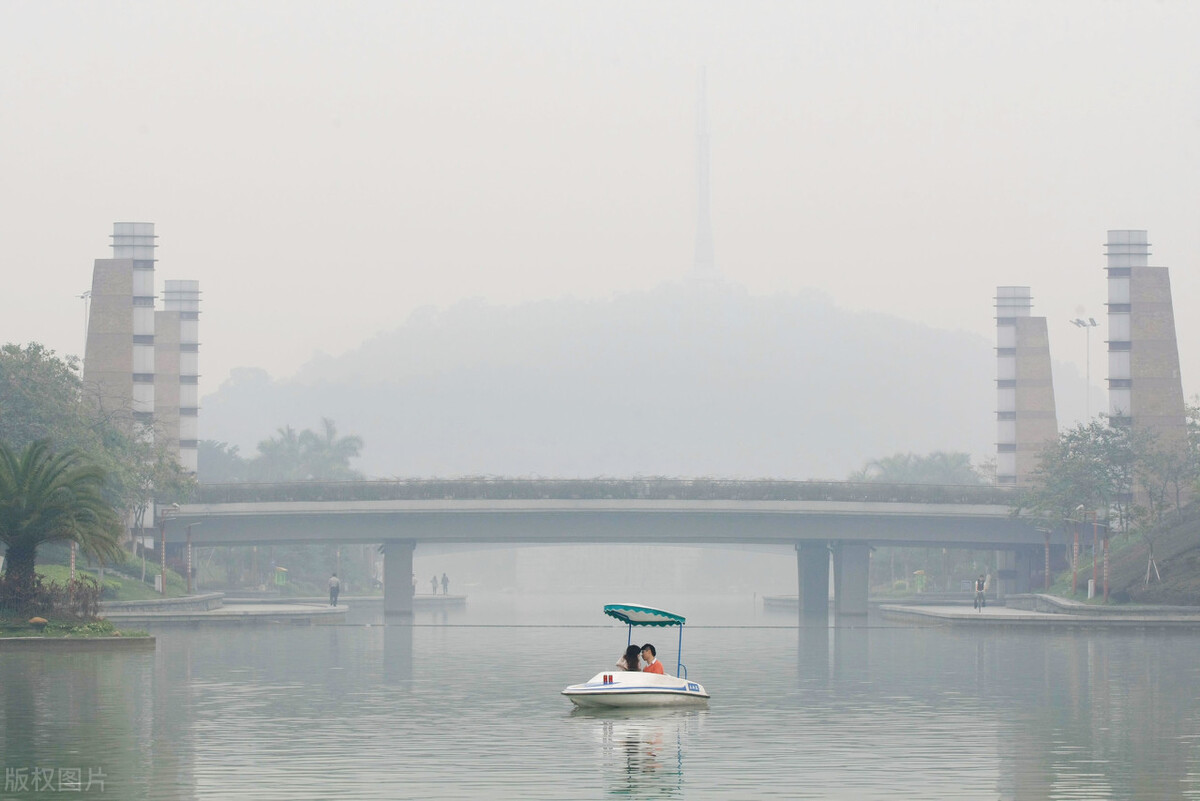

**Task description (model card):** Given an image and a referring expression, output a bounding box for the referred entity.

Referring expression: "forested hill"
[199,281,1081,479]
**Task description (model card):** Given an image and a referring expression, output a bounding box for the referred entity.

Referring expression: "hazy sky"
[4,1,1199,413]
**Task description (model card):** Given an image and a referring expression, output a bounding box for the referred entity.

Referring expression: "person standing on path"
[431,575,438,595]
[441,573,449,595]
[328,573,340,607]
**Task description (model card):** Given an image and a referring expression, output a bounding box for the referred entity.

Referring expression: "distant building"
[82,223,200,472]
[1103,230,1186,450]
[994,286,1058,485]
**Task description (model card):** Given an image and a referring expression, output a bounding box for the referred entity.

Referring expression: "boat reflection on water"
[569,707,707,797]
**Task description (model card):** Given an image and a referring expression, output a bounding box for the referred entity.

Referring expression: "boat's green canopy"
[603,603,686,627]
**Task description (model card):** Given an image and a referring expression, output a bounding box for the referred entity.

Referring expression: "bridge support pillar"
[1014,548,1033,594]
[995,548,1033,598]
[796,543,830,617]
[832,541,871,616]
[383,540,416,616]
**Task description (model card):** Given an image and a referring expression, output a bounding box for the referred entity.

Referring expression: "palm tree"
[299,418,363,480]
[253,425,305,481]
[252,419,363,481]
[849,451,982,485]
[0,439,124,606]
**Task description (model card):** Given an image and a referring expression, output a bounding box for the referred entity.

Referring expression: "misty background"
[2,1,1197,447]
[203,278,1092,479]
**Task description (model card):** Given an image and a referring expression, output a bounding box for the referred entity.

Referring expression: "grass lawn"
[36,562,187,601]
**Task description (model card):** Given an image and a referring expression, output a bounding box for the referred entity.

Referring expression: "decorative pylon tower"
[994,287,1058,486]
[1104,230,1186,448]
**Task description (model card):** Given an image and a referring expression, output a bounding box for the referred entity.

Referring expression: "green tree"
[1135,402,1200,526]
[1021,421,1139,531]
[299,418,364,480]
[249,419,363,481]
[0,342,191,529]
[104,433,197,545]
[848,451,982,485]
[198,440,250,483]
[0,440,124,606]
[1018,417,1193,587]
[253,425,305,481]
[0,343,97,453]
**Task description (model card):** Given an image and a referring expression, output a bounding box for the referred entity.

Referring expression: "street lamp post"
[1071,317,1099,419]
[185,523,201,595]
[1039,529,1051,590]
[1103,531,1110,603]
[158,503,179,596]
[159,512,167,596]
[1072,504,1085,596]
[78,290,91,354]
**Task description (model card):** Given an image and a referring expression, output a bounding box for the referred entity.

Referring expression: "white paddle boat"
[562,603,710,708]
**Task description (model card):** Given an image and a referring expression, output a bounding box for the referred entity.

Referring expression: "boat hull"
[562,671,709,708]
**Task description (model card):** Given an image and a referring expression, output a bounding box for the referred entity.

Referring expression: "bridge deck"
[164,497,1042,549]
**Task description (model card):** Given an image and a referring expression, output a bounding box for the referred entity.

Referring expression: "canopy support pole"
[677,625,684,677]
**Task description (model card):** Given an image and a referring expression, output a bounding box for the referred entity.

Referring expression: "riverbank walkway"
[102,601,348,626]
[881,593,1200,628]
[99,592,467,626]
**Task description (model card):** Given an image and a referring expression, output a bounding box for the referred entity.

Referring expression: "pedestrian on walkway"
[329,573,340,607]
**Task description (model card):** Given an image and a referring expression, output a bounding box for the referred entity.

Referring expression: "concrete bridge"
[161,479,1045,616]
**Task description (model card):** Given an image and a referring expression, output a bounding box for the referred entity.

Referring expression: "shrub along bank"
[0,617,147,639]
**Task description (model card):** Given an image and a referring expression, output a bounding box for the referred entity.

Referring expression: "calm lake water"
[3,593,1200,800]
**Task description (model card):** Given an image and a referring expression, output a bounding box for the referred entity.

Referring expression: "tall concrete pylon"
[1104,230,1187,449]
[994,287,1058,486]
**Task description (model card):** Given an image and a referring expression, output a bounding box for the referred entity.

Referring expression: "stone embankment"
[880,593,1200,627]
[0,636,156,650]
[101,592,347,626]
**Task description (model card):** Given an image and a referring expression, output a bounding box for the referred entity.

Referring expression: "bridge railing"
[189,478,1019,506]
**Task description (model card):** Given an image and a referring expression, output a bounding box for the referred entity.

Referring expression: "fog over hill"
[201,280,1087,480]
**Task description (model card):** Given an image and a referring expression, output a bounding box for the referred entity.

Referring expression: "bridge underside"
[163,502,1044,618]
[166,509,1041,550]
